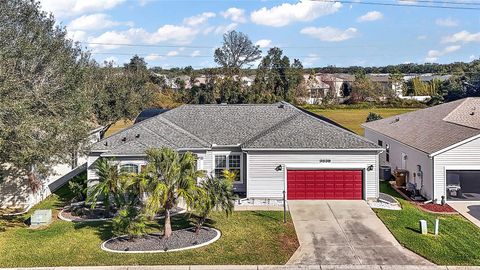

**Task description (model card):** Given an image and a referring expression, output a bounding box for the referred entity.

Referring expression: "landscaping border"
[100,227,221,253]
[389,182,459,215]
[58,207,187,222]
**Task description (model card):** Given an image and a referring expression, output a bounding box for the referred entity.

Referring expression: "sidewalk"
[2,265,480,270]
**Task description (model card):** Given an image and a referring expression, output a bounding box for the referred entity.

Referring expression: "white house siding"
[85,150,252,192]
[434,137,480,202]
[246,150,379,200]
[1,128,102,208]
[364,128,433,199]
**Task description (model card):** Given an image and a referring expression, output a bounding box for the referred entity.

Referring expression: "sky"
[38,0,480,68]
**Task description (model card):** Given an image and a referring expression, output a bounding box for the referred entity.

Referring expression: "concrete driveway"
[449,202,480,228]
[287,200,432,265]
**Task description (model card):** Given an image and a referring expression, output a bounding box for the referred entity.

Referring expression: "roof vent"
[135,134,140,138]
[278,104,285,109]
[121,137,127,142]
[390,117,400,124]
[104,141,108,146]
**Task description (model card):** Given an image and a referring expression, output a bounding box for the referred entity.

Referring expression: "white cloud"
[255,39,272,48]
[183,12,216,26]
[303,53,320,67]
[221,8,247,23]
[191,50,201,57]
[357,11,383,22]
[166,50,179,57]
[425,45,461,62]
[435,18,458,27]
[89,25,198,51]
[250,0,342,27]
[470,55,477,61]
[300,26,357,42]
[39,0,125,18]
[66,30,88,42]
[89,30,134,50]
[417,35,427,40]
[214,23,238,35]
[145,54,164,62]
[442,30,480,43]
[68,13,132,31]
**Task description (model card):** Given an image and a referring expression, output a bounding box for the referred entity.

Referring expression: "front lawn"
[374,182,480,265]
[306,108,417,135]
[0,184,298,267]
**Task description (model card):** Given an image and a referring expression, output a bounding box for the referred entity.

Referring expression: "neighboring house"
[88,102,382,201]
[303,74,331,104]
[363,98,480,203]
[0,126,103,208]
[368,74,403,97]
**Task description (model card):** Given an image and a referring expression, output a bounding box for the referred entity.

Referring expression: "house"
[363,98,480,203]
[1,126,103,208]
[88,102,382,201]
[302,74,331,104]
[368,74,403,97]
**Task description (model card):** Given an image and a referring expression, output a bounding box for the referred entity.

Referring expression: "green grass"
[306,108,417,135]
[0,181,298,267]
[374,182,480,265]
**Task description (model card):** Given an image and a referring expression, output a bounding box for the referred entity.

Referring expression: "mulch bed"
[390,182,458,214]
[60,206,112,222]
[417,203,457,213]
[60,203,185,222]
[103,227,219,252]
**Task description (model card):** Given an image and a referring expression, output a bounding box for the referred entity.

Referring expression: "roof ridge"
[139,125,181,148]
[288,104,380,147]
[241,112,302,148]
[155,116,211,147]
[443,97,473,123]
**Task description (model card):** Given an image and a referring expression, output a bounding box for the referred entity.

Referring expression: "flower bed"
[390,182,458,214]
[101,227,220,253]
[417,203,457,214]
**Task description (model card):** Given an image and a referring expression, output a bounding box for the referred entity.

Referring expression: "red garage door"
[287,170,363,200]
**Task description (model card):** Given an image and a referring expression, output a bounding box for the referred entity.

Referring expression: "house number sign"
[319,159,331,163]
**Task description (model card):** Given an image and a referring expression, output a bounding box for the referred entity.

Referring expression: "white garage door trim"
[283,163,369,201]
[444,165,480,203]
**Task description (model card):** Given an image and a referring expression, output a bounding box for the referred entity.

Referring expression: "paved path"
[287,200,432,265]
[449,202,480,228]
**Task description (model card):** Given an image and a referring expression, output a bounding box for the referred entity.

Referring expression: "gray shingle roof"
[91,102,380,155]
[362,98,480,155]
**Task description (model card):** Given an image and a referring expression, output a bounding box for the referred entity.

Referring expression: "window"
[386,144,390,162]
[228,154,241,182]
[214,155,227,178]
[378,140,383,147]
[214,154,241,182]
[119,164,139,174]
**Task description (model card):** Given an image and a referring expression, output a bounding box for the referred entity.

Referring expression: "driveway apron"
[287,200,432,265]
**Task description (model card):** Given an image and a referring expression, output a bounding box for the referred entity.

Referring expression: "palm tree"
[144,148,204,238]
[193,170,236,233]
[86,158,122,217]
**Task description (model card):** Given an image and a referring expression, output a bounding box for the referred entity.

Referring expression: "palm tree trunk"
[164,209,172,238]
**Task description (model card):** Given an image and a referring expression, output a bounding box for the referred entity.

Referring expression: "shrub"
[192,170,236,233]
[112,206,147,239]
[366,112,383,122]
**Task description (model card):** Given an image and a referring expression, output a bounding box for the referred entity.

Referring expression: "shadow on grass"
[73,220,114,241]
[406,226,421,234]
[70,213,199,241]
[252,211,286,223]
